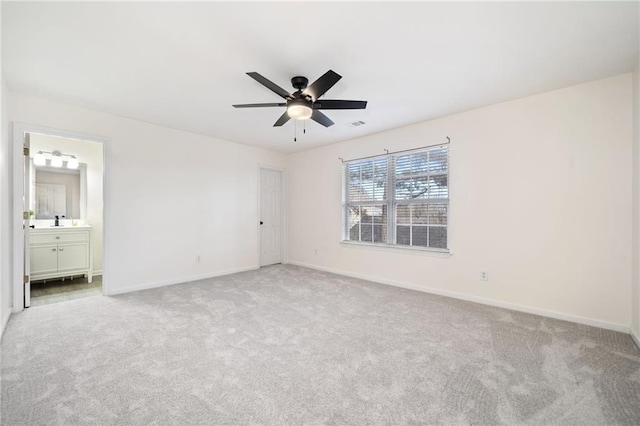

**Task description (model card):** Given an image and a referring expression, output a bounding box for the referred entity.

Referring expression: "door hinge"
[23,275,29,284]
[23,147,29,156]
[23,211,29,220]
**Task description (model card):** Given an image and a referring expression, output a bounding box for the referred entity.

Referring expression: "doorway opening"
[18,128,105,308]
[27,133,104,306]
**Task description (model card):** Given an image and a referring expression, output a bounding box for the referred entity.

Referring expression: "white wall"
[8,92,286,295]
[632,62,640,342]
[1,71,13,333]
[631,3,640,345]
[30,133,104,273]
[1,1,13,334]
[287,74,633,330]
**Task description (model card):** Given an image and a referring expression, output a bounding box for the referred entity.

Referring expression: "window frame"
[342,144,450,253]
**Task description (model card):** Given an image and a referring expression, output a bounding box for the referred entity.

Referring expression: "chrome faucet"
[54,215,62,226]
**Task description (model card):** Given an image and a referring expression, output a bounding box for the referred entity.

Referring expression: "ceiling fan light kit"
[287,99,312,120]
[233,69,367,128]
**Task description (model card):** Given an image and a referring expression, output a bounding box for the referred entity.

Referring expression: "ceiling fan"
[233,70,367,128]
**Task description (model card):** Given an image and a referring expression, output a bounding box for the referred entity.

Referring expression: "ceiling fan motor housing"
[291,76,309,91]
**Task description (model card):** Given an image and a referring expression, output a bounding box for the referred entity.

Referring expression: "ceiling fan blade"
[313,100,367,110]
[310,110,335,127]
[233,103,286,108]
[246,72,292,99]
[273,111,291,127]
[303,70,342,101]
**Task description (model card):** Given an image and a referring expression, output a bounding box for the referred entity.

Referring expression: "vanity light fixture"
[32,150,79,169]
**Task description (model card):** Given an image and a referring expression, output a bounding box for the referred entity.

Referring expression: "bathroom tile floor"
[30,275,102,307]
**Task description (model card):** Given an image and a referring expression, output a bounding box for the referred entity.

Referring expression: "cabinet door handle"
[51,248,57,251]
[55,236,60,239]
[59,248,64,252]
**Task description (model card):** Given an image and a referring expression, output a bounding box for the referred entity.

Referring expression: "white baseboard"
[1,309,12,339]
[287,261,630,334]
[105,265,259,296]
[92,269,103,277]
[631,328,640,350]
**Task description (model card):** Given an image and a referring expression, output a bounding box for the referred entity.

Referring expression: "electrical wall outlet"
[196,255,201,264]
[481,271,488,281]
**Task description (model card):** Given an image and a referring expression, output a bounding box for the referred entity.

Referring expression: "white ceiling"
[3,2,638,153]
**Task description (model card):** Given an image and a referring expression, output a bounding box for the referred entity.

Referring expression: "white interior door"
[260,168,282,266]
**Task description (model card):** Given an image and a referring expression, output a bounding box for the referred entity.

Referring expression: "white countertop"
[32,225,92,229]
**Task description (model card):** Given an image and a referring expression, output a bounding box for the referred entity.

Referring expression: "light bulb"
[50,154,63,168]
[67,156,79,169]
[33,151,46,166]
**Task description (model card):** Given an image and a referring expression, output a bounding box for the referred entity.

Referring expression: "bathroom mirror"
[32,163,87,220]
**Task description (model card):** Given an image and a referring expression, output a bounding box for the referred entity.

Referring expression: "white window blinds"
[344,156,388,244]
[343,144,449,250]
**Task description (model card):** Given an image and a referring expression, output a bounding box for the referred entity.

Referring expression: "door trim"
[257,165,286,267]
[12,122,109,312]
[23,133,31,308]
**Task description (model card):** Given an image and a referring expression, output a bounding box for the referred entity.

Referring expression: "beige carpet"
[2,265,639,424]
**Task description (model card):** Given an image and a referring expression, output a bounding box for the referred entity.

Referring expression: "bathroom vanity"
[29,226,93,283]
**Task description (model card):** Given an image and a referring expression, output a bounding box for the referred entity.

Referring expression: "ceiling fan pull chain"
[303,120,306,134]
[294,120,297,142]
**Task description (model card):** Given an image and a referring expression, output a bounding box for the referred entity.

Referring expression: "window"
[343,145,449,250]
[344,157,388,244]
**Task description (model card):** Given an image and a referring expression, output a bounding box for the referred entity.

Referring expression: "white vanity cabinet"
[30,227,93,283]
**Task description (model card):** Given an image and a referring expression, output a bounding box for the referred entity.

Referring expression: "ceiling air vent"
[350,120,366,127]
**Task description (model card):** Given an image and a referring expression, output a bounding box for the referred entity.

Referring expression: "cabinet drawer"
[31,231,89,244]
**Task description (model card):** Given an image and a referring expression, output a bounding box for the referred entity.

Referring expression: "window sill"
[340,240,452,258]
